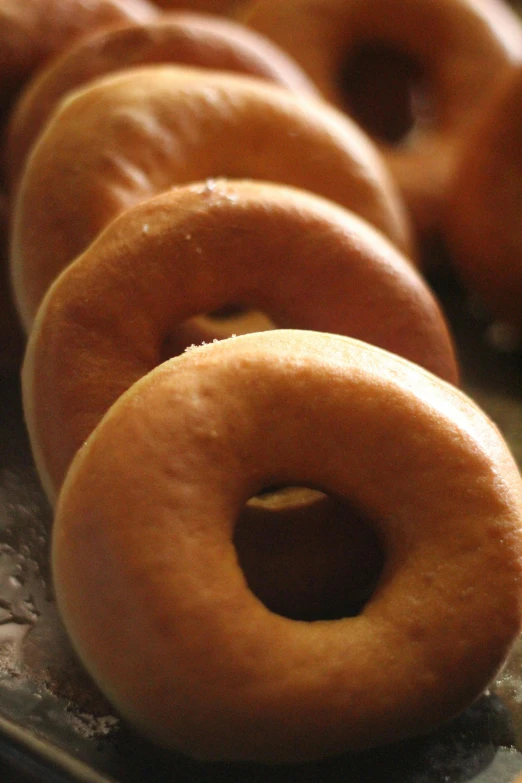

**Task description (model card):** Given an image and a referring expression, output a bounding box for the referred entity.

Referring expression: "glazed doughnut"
[51,329,522,763]
[0,0,157,99]
[445,64,522,336]
[10,65,414,331]
[22,180,458,501]
[239,0,522,233]
[5,13,319,190]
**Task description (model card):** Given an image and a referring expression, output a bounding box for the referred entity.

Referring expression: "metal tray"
[0,268,521,783]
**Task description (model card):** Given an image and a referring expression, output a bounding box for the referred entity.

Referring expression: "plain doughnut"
[22,180,458,501]
[239,0,522,233]
[445,64,522,335]
[51,329,522,763]
[10,65,414,331]
[5,13,319,190]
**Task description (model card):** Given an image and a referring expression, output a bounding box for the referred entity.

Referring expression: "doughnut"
[0,0,157,98]
[22,179,458,502]
[10,65,414,331]
[51,329,522,763]
[445,64,522,336]
[239,0,522,233]
[5,13,319,190]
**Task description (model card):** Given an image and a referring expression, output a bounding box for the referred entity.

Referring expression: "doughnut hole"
[208,303,252,319]
[160,305,274,359]
[338,42,434,144]
[234,487,384,621]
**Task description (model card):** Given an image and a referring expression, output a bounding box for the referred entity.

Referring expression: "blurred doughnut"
[445,64,522,336]
[11,65,414,330]
[5,12,319,189]
[0,0,156,97]
[240,0,522,233]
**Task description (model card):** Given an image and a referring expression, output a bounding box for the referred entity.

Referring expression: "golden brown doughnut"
[239,0,522,234]
[23,180,458,502]
[0,0,157,97]
[10,65,414,331]
[445,64,522,335]
[5,13,320,189]
[51,329,522,763]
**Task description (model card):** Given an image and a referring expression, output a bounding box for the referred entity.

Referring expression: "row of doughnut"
[2,0,522,766]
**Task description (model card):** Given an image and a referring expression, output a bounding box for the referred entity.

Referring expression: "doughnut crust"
[5,13,319,189]
[22,180,458,501]
[52,329,522,763]
[240,0,522,233]
[10,65,414,330]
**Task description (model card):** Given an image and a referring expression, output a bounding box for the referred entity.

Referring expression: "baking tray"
[0,266,521,783]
